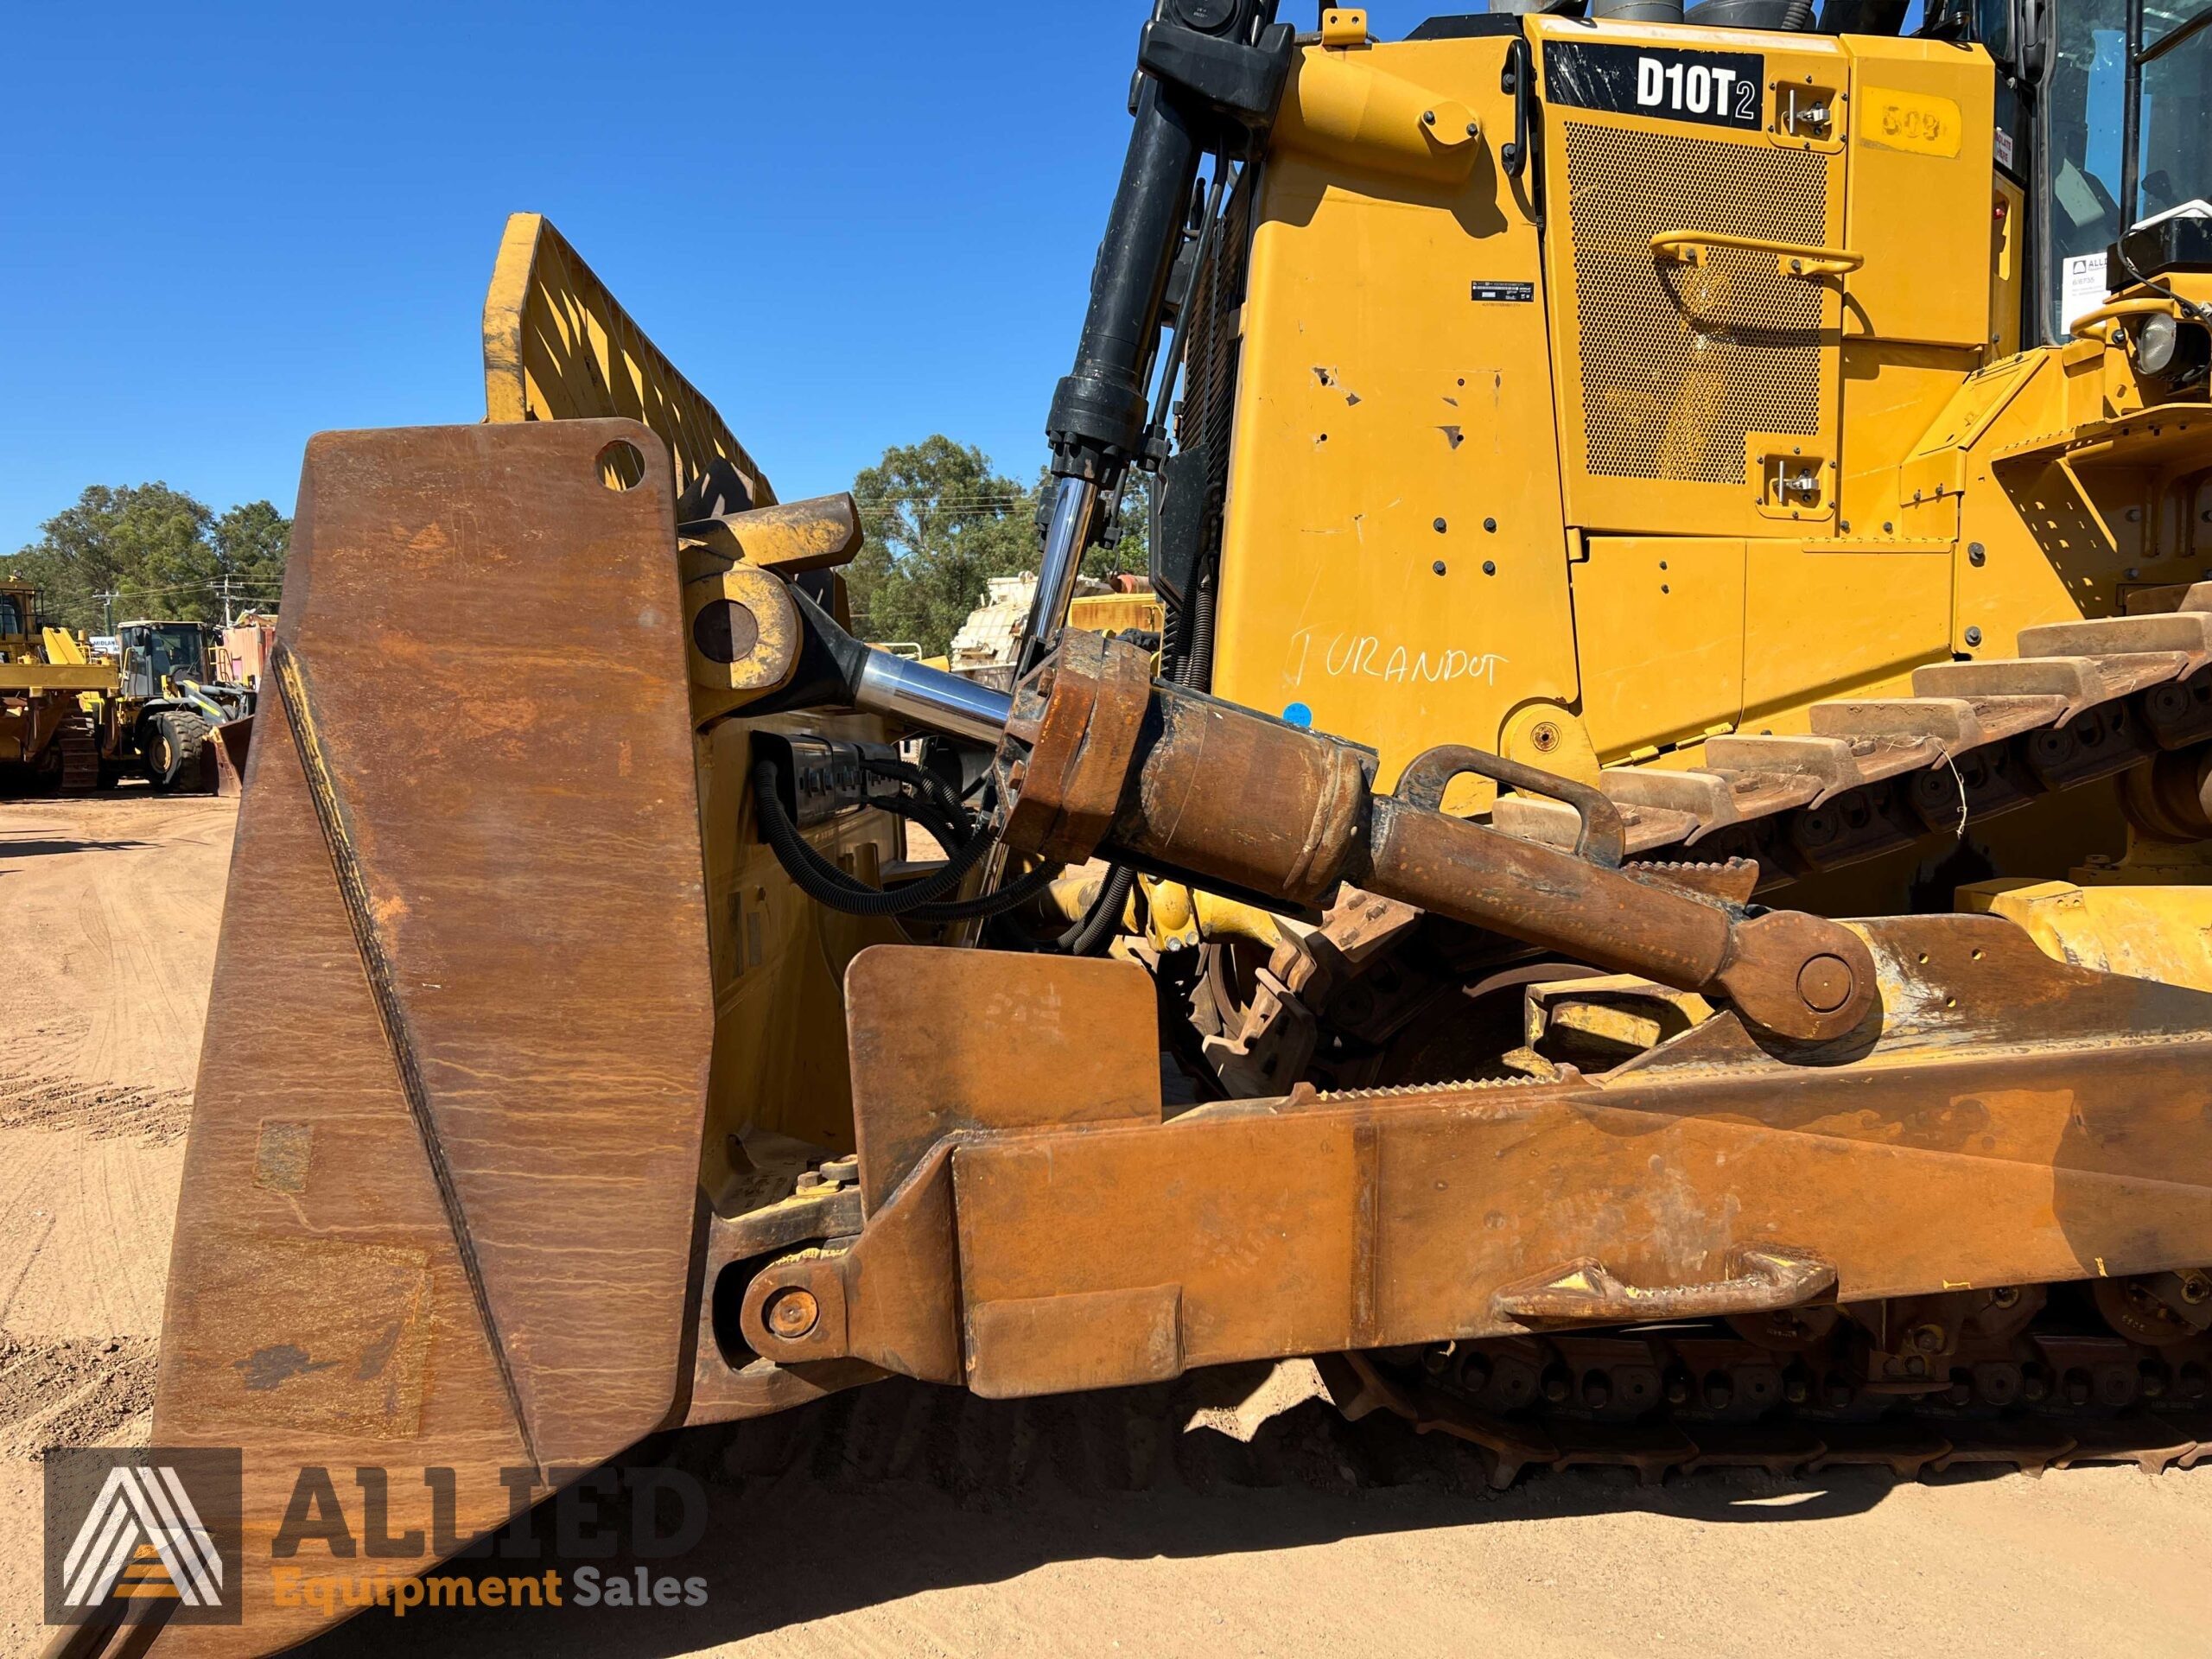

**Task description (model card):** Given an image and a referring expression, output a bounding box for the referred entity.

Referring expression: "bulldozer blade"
[137,419,715,1654]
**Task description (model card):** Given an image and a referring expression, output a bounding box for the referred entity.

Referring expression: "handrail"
[2069,295,2183,340]
[1652,230,1865,280]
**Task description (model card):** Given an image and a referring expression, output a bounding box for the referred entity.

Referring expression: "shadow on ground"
[0,839,149,858]
[298,1368,1921,1657]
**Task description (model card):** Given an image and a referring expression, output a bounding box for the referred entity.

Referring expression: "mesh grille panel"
[1177,166,1256,531]
[1563,122,1831,484]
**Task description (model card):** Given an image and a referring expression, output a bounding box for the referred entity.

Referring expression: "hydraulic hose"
[1058,864,1137,956]
[751,761,1062,925]
[753,761,992,918]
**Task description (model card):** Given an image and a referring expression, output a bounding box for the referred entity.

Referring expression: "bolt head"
[1965,626,1983,647]
[1796,953,1855,1014]
[1531,722,1560,753]
[765,1286,821,1340]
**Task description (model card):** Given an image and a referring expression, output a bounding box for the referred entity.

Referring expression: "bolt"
[765,1287,820,1341]
[1531,721,1561,753]
[1905,1355,1927,1376]
[1965,626,1983,647]
[2183,1273,2212,1304]
[1423,109,1437,125]
[1968,543,1986,566]
[1991,1285,2020,1308]
[1911,1323,1946,1353]
[1433,560,1448,576]
[1483,560,1497,575]
[1433,517,1448,532]
[1465,122,1479,137]
[1883,521,1895,533]
[1796,953,1854,1014]
[1484,517,1498,532]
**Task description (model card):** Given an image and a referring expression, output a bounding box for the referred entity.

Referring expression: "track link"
[55,710,99,795]
[1338,1288,2212,1488]
[1491,582,2212,880]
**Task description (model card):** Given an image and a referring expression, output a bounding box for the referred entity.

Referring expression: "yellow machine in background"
[0,581,111,793]
[0,596,259,795]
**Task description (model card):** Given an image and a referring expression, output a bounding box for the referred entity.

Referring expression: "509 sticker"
[1542,41,1764,132]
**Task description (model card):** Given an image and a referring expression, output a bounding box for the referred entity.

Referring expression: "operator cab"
[0,585,32,660]
[118,620,212,701]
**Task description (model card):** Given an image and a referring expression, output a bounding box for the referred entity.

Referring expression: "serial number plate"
[1542,40,1764,132]
[1471,281,1535,302]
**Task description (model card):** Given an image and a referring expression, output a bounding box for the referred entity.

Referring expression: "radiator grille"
[1562,122,1830,485]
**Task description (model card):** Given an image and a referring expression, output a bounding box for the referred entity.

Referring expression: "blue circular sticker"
[1282,702,1313,728]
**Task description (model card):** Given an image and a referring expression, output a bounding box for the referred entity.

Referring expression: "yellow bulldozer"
[0,582,108,793]
[78,0,2212,1649]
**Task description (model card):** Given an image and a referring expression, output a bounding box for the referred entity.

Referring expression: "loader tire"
[55,711,100,796]
[145,710,210,793]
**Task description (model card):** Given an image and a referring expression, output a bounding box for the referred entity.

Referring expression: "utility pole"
[219,574,234,627]
[98,589,117,634]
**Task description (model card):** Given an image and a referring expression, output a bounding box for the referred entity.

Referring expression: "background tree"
[847,438,1154,657]
[3,484,290,632]
[846,438,1038,656]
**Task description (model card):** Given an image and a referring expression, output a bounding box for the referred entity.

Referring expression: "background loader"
[0,596,255,797]
[75,0,2212,1649]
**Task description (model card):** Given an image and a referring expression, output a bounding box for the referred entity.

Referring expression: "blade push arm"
[777,598,1877,1044]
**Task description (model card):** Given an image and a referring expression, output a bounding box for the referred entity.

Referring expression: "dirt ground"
[3,794,2211,1657]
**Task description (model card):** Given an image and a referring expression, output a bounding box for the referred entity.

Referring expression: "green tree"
[3,484,290,632]
[846,441,1155,657]
[847,437,1039,657]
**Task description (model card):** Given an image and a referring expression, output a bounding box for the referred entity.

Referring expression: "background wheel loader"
[90,619,257,793]
[83,0,2212,1649]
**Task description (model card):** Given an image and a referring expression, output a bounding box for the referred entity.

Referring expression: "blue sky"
[0,1,1439,549]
